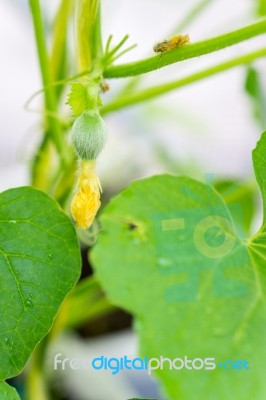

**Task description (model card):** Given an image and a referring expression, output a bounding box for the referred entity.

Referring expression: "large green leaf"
[92,132,266,399]
[0,187,81,380]
[0,382,20,400]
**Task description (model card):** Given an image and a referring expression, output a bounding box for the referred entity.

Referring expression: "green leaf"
[92,132,266,399]
[0,382,20,399]
[66,82,89,117]
[0,187,81,380]
[245,67,266,128]
[253,131,266,209]
[214,179,256,234]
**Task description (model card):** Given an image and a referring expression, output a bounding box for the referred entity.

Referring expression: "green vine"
[102,47,266,113]
[104,19,266,78]
[29,0,65,163]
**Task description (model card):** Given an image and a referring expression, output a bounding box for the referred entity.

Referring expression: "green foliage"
[0,382,20,400]
[245,67,266,128]
[214,179,256,234]
[67,78,103,117]
[71,110,107,160]
[20,0,266,398]
[102,48,266,114]
[29,0,66,163]
[258,0,266,16]
[67,82,90,117]
[92,131,266,400]
[104,19,266,78]
[76,0,101,70]
[0,187,81,380]
[253,131,266,214]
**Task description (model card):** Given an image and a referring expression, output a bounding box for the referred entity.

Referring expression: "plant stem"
[104,18,266,78]
[31,134,55,191]
[91,1,103,61]
[102,47,266,113]
[109,0,213,106]
[76,0,101,71]
[258,0,266,16]
[51,275,115,335]
[29,0,65,162]
[51,0,74,84]
[26,338,49,400]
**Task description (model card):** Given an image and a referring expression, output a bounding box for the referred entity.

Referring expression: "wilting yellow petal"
[71,160,101,229]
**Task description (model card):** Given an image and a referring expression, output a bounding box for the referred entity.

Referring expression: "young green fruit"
[72,110,107,160]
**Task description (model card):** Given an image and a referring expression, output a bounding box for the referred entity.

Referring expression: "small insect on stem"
[153,34,190,53]
[100,80,110,93]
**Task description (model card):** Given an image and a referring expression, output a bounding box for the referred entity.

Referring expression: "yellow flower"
[71,160,101,229]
